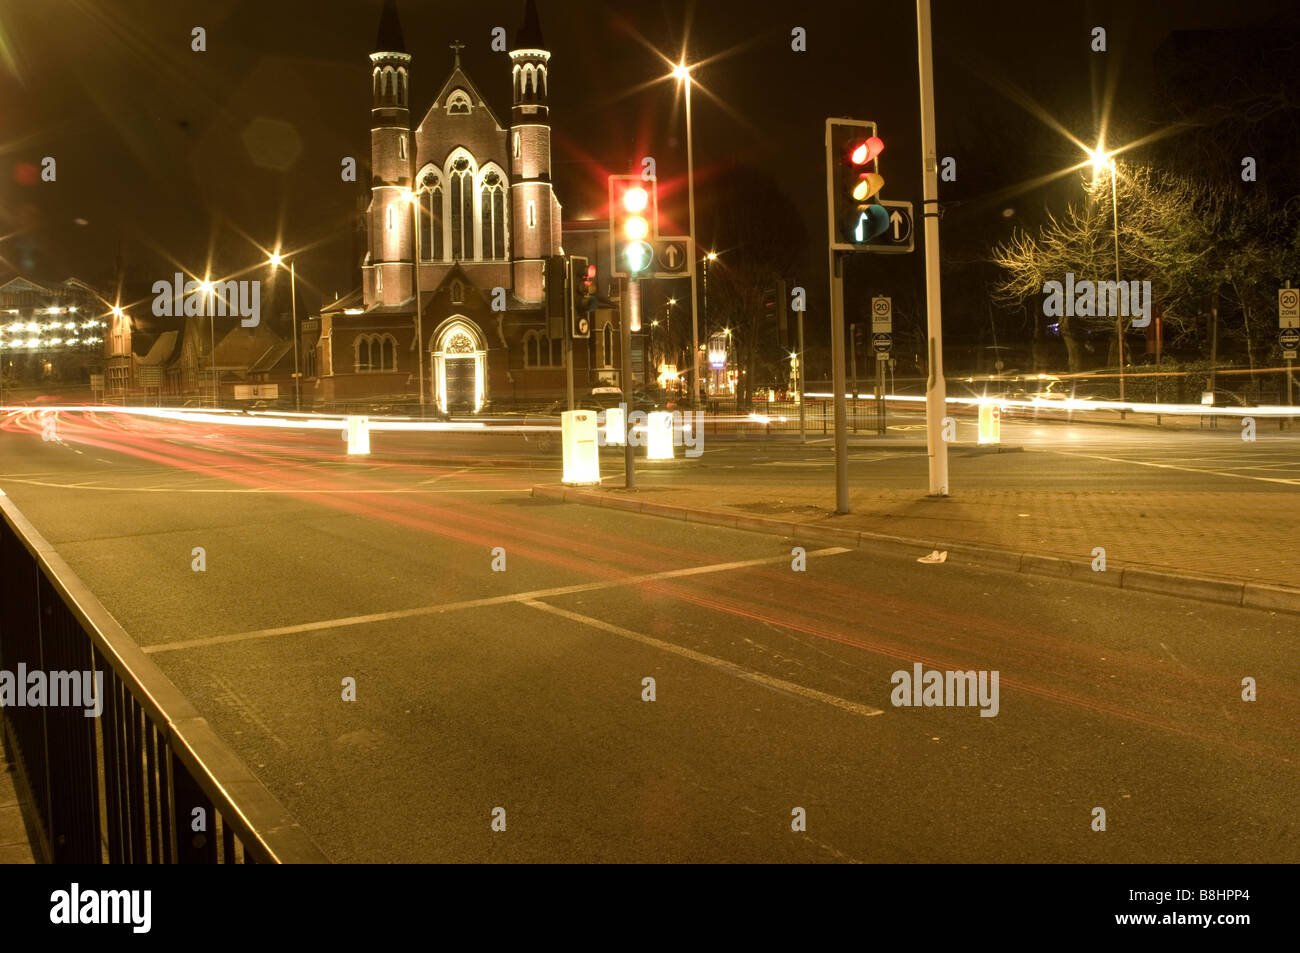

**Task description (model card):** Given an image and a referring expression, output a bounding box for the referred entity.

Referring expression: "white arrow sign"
[662,244,681,269]
[889,210,904,240]
[854,213,869,243]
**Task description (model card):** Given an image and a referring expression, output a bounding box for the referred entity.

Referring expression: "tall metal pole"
[1112,164,1124,412]
[797,308,806,443]
[917,0,949,497]
[684,77,702,405]
[622,277,636,489]
[829,253,849,513]
[289,261,301,412]
[411,196,425,415]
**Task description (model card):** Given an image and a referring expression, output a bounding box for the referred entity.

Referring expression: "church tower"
[508,0,557,303]
[366,0,413,307]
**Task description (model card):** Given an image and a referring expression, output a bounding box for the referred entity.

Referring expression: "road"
[1,408,1296,862]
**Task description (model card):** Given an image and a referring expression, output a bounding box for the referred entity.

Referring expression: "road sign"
[1281,327,1299,359]
[872,332,892,354]
[576,316,590,336]
[651,237,693,278]
[871,296,892,332]
[861,200,914,255]
[1281,288,1300,328]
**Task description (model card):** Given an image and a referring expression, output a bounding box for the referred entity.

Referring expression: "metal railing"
[0,492,329,864]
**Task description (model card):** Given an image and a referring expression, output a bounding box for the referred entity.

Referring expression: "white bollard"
[977,402,1000,445]
[561,410,601,485]
[646,410,675,460]
[604,406,626,446]
[345,415,371,455]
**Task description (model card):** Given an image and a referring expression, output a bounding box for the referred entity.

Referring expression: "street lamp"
[1090,147,1125,406]
[675,61,703,405]
[269,251,301,412]
[198,279,218,407]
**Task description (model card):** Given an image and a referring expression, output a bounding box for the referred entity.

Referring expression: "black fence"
[0,494,328,864]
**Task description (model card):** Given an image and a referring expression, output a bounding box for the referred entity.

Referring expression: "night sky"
[1,0,1295,316]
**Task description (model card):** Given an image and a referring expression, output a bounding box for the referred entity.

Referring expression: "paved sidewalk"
[533,478,1300,613]
[0,757,36,864]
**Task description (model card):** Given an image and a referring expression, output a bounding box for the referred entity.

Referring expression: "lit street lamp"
[269,251,301,412]
[674,62,703,405]
[1089,147,1125,407]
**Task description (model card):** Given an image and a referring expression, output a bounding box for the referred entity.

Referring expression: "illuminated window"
[513,132,521,159]
[375,268,383,295]
[447,89,471,115]
[399,134,406,160]
[386,205,395,231]
[419,173,443,261]
[449,157,474,259]
[480,170,506,261]
[527,200,536,228]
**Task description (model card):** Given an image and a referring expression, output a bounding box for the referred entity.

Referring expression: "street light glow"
[269,251,283,268]
[672,62,691,82]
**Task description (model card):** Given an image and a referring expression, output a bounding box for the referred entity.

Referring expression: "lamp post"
[200,280,217,407]
[674,63,703,405]
[1090,150,1125,407]
[270,252,301,411]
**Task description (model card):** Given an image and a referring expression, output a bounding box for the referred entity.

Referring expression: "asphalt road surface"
[1,409,1296,862]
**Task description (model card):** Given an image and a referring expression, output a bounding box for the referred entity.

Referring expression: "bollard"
[604,406,626,446]
[978,402,1001,445]
[345,415,370,455]
[561,410,601,485]
[646,411,675,460]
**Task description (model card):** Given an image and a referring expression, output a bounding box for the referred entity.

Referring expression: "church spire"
[513,0,545,51]
[374,0,406,54]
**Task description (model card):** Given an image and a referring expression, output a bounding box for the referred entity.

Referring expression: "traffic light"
[609,175,656,278]
[568,255,591,338]
[544,255,567,338]
[827,119,890,251]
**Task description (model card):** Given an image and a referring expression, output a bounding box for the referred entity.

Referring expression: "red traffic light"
[850,137,884,166]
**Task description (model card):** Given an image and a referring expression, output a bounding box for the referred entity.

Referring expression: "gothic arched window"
[420,172,443,261]
[449,157,474,260]
[480,171,506,261]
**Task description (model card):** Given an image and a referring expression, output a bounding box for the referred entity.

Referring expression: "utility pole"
[917,0,949,497]
[798,307,806,443]
[622,277,637,489]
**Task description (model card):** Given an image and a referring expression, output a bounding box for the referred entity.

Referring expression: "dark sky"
[1,0,1295,315]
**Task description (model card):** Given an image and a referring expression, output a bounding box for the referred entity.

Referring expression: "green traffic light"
[624,240,653,274]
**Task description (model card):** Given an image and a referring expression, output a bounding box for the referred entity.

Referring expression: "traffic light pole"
[798,308,806,444]
[623,277,636,489]
[829,252,849,514]
[565,333,574,411]
[917,0,949,497]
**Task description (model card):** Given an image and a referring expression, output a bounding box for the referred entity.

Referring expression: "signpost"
[1283,284,1298,414]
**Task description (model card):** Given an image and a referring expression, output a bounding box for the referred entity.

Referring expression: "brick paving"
[584,481,1297,589]
[0,757,36,864]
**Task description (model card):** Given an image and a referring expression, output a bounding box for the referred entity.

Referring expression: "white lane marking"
[1052,450,1300,486]
[143,548,851,655]
[523,600,883,719]
[0,477,533,494]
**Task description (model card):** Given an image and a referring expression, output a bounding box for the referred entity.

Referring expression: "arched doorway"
[432,318,486,413]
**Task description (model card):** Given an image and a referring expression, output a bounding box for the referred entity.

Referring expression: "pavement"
[0,754,36,864]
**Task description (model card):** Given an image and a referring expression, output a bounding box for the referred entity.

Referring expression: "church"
[311,0,608,413]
